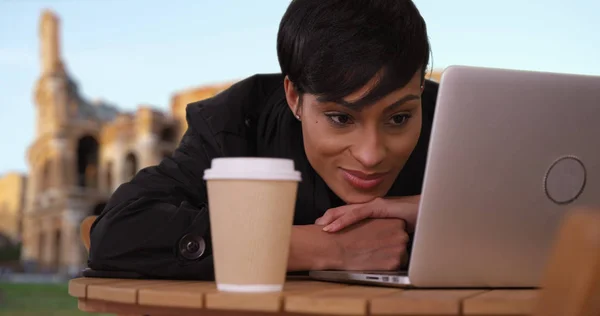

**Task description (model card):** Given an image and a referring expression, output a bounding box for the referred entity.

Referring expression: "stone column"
[99,144,116,194]
[62,210,84,276]
[97,159,106,193]
[24,165,37,211]
[108,161,115,193]
[113,158,124,187]
[40,10,62,75]
[137,134,159,169]
[51,138,68,189]
[40,219,58,273]
[109,139,127,187]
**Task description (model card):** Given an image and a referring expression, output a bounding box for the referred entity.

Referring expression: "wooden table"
[69,277,539,316]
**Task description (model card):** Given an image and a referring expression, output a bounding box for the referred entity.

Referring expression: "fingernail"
[315,217,324,225]
[323,223,338,232]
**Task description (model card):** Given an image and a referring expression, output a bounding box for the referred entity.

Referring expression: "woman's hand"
[315,195,420,233]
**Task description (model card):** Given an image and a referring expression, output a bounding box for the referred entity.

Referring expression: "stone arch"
[37,232,44,268]
[53,229,61,271]
[160,126,176,143]
[105,161,113,192]
[124,152,138,180]
[0,232,12,248]
[76,135,99,188]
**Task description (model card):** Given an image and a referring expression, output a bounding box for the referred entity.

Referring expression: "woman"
[89,0,438,280]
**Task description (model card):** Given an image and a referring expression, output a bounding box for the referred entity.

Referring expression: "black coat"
[88,73,439,280]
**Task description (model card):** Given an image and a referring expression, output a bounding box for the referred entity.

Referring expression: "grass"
[0,282,113,316]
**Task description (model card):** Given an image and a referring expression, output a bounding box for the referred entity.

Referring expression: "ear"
[284,76,302,119]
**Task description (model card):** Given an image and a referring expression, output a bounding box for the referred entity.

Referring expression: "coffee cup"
[203,157,301,292]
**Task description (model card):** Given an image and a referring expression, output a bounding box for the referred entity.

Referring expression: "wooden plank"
[206,280,346,312]
[284,285,401,315]
[371,289,486,315]
[68,277,125,298]
[463,290,538,315]
[87,279,189,304]
[79,298,222,316]
[138,281,217,309]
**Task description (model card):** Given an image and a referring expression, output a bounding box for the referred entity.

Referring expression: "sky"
[1,0,599,176]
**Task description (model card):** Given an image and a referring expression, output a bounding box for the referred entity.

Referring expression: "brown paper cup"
[204,158,301,292]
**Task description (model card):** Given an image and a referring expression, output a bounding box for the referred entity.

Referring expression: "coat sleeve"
[88,103,228,280]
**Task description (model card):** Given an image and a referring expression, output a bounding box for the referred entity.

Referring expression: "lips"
[340,168,388,190]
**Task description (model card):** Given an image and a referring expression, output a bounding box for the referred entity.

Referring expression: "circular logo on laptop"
[544,156,586,205]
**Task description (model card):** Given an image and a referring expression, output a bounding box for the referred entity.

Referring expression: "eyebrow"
[336,94,421,112]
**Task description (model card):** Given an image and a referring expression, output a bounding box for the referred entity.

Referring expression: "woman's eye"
[390,114,411,125]
[327,114,352,125]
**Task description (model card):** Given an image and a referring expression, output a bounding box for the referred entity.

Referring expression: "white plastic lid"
[203,157,302,181]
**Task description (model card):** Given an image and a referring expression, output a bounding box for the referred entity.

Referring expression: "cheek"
[301,115,346,159]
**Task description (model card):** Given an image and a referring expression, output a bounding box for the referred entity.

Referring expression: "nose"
[349,127,386,169]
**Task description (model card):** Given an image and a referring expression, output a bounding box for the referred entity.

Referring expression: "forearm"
[287,225,341,271]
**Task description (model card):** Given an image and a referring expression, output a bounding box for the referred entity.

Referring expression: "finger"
[323,206,373,232]
[315,205,349,225]
[322,198,387,231]
[324,204,417,233]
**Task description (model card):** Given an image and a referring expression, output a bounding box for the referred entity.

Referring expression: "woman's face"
[285,71,423,204]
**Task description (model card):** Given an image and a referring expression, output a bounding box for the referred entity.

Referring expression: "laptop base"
[309,270,413,288]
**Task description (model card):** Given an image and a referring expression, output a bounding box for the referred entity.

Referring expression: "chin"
[335,187,389,204]
[342,194,380,204]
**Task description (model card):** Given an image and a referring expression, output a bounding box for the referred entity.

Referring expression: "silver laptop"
[310,65,600,288]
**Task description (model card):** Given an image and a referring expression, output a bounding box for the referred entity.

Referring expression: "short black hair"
[277,0,430,109]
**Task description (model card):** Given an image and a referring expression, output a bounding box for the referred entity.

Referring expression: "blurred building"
[428,71,442,82]
[170,82,234,141]
[0,173,27,247]
[18,10,230,275]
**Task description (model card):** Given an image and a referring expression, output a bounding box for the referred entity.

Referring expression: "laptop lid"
[408,65,600,288]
